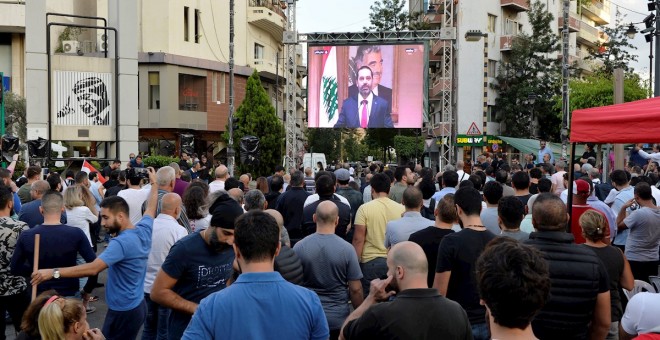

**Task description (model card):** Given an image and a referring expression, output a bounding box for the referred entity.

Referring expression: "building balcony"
[248,0,287,41]
[0,1,25,33]
[432,39,451,55]
[252,58,285,84]
[577,21,599,47]
[558,13,581,33]
[581,0,610,26]
[426,13,445,25]
[501,0,529,12]
[500,36,514,51]
[430,77,451,99]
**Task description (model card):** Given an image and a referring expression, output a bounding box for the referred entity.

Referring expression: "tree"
[306,128,340,164]
[364,0,410,32]
[555,72,648,113]
[586,10,638,75]
[3,91,27,143]
[225,71,284,177]
[493,0,562,141]
[393,135,424,164]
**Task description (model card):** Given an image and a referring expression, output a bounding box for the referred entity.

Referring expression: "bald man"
[295,201,363,339]
[209,165,229,193]
[239,174,251,193]
[18,180,67,228]
[227,188,245,208]
[144,193,188,339]
[340,241,472,340]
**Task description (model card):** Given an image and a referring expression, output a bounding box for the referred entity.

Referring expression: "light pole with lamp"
[626,13,656,95]
[626,0,660,96]
[465,30,489,161]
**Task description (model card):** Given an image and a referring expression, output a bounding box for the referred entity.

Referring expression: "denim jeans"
[142,293,170,340]
[359,257,388,297]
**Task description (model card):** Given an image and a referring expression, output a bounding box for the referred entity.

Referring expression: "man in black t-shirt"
[408,194,456,287]
[101,159,121,181]
[433,187,496,340]
[341,242,472,340]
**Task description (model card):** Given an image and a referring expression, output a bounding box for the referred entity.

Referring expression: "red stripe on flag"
[82,160,106,184]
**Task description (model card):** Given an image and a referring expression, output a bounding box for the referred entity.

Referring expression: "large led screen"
[307,44,425,129]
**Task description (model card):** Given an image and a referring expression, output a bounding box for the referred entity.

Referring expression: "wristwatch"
[53,269,61,279]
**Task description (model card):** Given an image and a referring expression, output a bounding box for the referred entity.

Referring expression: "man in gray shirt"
[385,187,433,248]
[480,181,503,235]
[293,201,363,339]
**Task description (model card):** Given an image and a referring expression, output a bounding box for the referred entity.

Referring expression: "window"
[503,19,519,35]
[212,72,226,103]
[487,106,497,122]
[179,74,207,112]
[254,43,264,60]
[487,60,497,78]
[194,9,200,44]
[487,14,497,33]
[184,7,189,42]
[148,72,160,109]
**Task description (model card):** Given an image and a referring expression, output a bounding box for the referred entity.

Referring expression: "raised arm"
[143,167,159,218]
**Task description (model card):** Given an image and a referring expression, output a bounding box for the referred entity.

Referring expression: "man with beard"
[347,45,393,106]
[334,66,393,128]
[340,241,471,339]
[30,167,160,339]
[150,192,243,340]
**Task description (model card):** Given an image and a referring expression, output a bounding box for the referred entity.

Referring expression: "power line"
[209,0,228,61]
[610,1,648,17]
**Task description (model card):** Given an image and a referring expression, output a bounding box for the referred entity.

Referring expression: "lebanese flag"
[319,46,339,127]
[81,160,106,184]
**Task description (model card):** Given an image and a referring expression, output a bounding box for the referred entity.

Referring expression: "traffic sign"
[466,122,481,135]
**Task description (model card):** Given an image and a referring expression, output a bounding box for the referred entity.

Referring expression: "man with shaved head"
[18,180,66,228]
[239,174,251,193]
[294,201,363,338]
[143,193,188,339]
[340,241,471,339]
[209,165,229,193]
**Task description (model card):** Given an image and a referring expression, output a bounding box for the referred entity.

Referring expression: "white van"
[302,153,327,174]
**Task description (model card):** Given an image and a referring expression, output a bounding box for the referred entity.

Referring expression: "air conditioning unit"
[97,32,108,52]
[62,40,79,53]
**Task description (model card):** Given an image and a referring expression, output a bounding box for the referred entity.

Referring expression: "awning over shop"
[497,136,582,160]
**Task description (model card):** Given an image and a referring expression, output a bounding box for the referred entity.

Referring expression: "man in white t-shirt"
[118,168,151,225]
[143,193,187,339]
[209,165,228,193]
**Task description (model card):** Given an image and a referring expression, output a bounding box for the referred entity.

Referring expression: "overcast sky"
[297,0,651,79]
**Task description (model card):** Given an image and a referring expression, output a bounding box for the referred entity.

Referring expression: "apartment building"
[4,0,306,162]
[411,0,609,169]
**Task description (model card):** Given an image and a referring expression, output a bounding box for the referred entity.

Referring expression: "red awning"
[570,96,660,143]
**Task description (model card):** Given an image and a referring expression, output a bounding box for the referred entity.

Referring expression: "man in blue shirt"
[18,180,66,228]
[182,210,329,340]
[537,140,554,165]
[31,167,160,340]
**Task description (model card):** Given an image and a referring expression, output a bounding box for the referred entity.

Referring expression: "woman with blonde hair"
[580,209,634,340]
[38,296,104,340]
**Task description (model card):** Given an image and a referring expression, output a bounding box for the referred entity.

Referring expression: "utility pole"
[227,0,236,177]
[655,0,660,96]
[560,0,570,160]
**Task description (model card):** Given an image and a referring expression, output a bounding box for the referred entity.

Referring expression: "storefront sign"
[455,134,484,146]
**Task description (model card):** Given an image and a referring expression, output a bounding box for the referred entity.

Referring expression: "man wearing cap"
[335,168,364,227]
[569,179,603,244]
[150,192,242,340]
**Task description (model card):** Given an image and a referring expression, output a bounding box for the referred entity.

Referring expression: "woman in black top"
[580,210,634,340]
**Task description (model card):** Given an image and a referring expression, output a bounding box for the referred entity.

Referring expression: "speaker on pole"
[27,137,48,158]
[240,135,260,166]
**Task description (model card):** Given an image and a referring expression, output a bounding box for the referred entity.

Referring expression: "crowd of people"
[1,142,660,340]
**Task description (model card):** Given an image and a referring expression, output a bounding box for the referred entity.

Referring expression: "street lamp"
[627,13,657,95]
[464,30,488,160]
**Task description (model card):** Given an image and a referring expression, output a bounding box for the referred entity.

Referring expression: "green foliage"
[343,130,369,162]
[586,10,638,75]
[493,0,562,140]
[89,160,102,172]
[554,72,648,112]
[225,70,284,177]
[364,0,410,32]
[142,155,179,168]
[393,135,424,161]
[306,128,341,164]
[3,91,27,143]
[55,27,84,53]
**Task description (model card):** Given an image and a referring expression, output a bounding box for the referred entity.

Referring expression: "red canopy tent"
[565,96,660,236]
[570,96,660,143]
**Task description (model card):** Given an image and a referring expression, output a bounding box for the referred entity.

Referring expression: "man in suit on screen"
[334,66,393,128]
[348,45,392,106]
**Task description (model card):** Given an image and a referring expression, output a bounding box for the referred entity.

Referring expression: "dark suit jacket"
[334,95,394,128]
[348,84,392,107]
